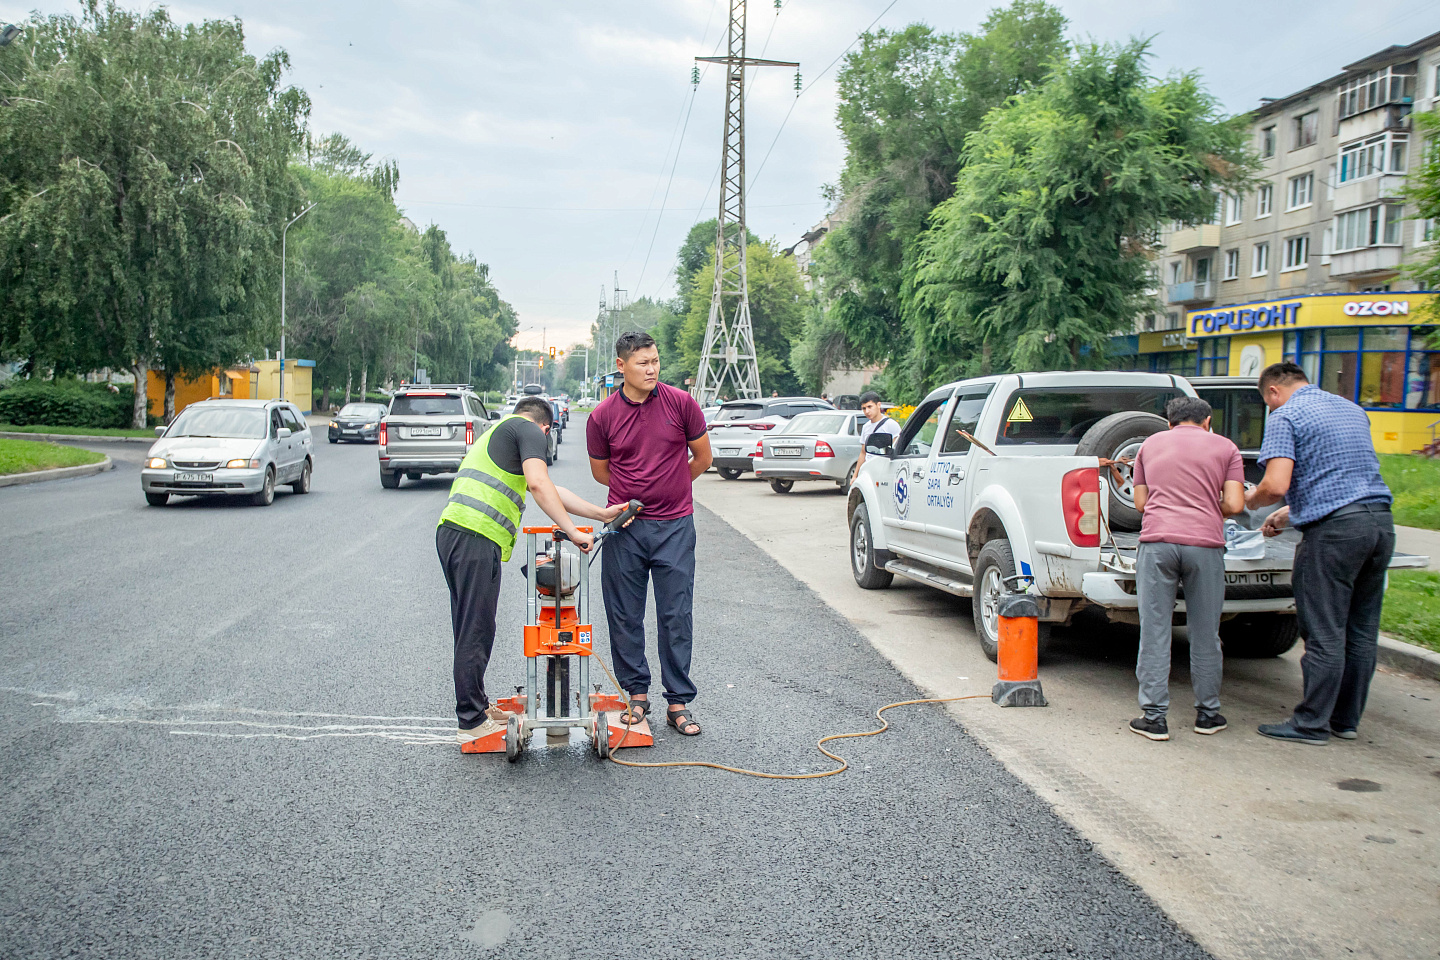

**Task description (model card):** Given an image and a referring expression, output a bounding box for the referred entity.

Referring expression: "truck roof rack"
[395,383,473,391]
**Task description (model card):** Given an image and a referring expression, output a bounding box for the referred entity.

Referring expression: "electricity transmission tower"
[693,0,797,405]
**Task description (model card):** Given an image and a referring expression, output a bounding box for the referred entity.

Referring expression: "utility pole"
[694,0,796,405]
[279,202,316,400]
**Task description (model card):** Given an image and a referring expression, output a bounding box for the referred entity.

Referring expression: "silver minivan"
[141,399,313,507]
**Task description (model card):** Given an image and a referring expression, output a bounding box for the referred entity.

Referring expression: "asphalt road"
[0,419,1211,959]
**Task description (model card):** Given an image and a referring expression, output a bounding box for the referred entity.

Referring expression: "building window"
[1168,261,1183,284]
[1282,235,1309,271]
[1420,218,1438,244]
[1337,63,1417,120]
[1194,257,1210,283]
[1256,183,1273,217]
[1223,248,1240,280]
[1165,311,1179,331]
[1292,110,1320,148]
[1339,132,1408,183]
[1252,242,1270,277]
[217,373,233,397]
[1287,173,1314,210]
[1261,125,1276,158]
[1333,204,1406,252]
[1196,337,1230,376]
[1224,193,1242,224]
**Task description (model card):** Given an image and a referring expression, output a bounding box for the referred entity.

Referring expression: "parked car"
[327,402,387,444]
[754,410,866,494]
[845,370,1426,661]
[707,397,836,480]
[701,405,721,423]
[1184,376,1269,482]
[141,399,313,507]
[379,384,496,488]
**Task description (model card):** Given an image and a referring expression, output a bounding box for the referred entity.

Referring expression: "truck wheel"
[380,470,400,489]
[1075,411,1169,533]
[144,492,169,507]
[1219,613,1300,658]
[849,504,894,590]
[717,467,743,481]
[971,538,1050,663]
[769,478,794,494]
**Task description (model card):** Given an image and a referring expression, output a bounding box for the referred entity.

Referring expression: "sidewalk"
[695,473,1440,960]
[1395,523,1440,570]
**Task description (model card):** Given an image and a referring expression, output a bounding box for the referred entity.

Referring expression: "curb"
[0,455,114,488]
[0,431,151,444]
[1378,634,1440,682]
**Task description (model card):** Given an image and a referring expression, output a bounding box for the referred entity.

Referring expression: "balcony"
[1334,174,1406,212]
[1167,224,1221,254]
[1328,245,1403,280]
[1166,280,1214,305]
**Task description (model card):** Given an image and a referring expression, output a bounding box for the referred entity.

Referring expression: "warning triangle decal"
[1007,397,1034,423]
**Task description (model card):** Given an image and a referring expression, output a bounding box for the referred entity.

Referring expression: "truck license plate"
[1224,571,1290,586]
[174,472,212,483]
[773,447,803,457]
[409,427,442,438]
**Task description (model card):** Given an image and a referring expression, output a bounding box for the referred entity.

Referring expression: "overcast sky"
[5,0,1439,351]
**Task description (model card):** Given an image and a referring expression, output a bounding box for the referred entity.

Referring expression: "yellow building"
[1185,291,1440,453]
[146,359,315,420]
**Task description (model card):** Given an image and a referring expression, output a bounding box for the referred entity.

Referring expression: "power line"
[399,198,822,212]
[635,85,701,296]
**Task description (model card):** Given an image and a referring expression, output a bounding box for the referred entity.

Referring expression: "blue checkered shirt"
[1257,385,1391,527]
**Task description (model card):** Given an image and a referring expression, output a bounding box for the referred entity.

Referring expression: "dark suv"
[706,397,836,479]
[378,385,497,489]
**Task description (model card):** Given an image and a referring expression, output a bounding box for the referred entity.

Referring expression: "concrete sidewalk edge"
[0,430,151,444]
[0,455,113,487]
[1378,634,1440,682]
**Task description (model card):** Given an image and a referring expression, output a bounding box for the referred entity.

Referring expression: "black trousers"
[436,524,503,729]
[1290,503,1395,737]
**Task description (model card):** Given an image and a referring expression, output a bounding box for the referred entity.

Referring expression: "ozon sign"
[1342,300,1410,317]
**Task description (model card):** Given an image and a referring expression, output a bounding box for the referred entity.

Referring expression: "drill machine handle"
[607,500,644,532]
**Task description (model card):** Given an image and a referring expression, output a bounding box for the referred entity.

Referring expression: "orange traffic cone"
[992,593,1048,707]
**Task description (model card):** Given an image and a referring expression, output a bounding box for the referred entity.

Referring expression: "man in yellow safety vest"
[437,396,625,746]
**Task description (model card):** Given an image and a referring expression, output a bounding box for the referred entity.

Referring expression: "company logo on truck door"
[894,467,911,518]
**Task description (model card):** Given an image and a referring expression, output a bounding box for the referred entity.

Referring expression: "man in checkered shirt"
[1246,361,1393,745]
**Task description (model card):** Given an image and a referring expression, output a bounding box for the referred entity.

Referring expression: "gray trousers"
[1136,541,1226,721]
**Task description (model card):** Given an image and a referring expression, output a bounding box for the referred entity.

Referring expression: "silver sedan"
[753,411,866,494]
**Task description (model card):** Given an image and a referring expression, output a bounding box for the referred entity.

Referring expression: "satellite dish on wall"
[1238,344,1265,379]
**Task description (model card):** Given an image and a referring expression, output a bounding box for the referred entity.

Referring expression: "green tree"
[0,2,308,425]
[1407,111,1440,334]
[811,2,1069,396]
[906,40,1251,380]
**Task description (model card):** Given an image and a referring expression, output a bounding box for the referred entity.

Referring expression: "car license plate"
[720,447,739,456]
[773,446,803,457]
[174,472,212,483]
[409,427,442,438]
[1224,571,1290,586]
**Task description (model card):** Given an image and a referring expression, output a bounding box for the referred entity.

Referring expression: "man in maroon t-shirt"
[587,331,713,736]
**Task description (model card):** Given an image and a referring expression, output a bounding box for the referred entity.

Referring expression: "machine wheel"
[769,478,794,494]
[971,538,1051,663]
[839,462,856,494]
[250,467,276,507]
[1220,613,1300,658]
[594,712,611,759]
[717,467,743,481]
[1075,411,1169,533]
[291,459,312,494]
[849,503,894,590]
[380,469,400,489]
[144,492,169,507]
[504,713,523,763]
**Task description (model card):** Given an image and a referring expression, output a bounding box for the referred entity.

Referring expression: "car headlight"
[365,422,377,428]
[329,420,338,428]
[146,457,167,469]
[225,459,260,469]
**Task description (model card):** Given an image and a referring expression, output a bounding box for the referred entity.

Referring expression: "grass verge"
[1382,571,1440,654]
[1378,454,1440,531]
[0,422,154,438]
[0,438,106,476]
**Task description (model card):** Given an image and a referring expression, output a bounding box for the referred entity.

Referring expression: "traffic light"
[539,358,544,369]
[549,346,556,359]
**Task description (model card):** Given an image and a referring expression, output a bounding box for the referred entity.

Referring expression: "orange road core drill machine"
[463,500,650,760]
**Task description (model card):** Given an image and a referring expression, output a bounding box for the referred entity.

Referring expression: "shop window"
[1287,173,1314,210]
[1196,337,1230,376]
[1152,350,1196,375]
[1292,110,1320,148]
[1406,342,1440,409]
[1358,327,1407,408]
[1255,183,1273,217]
[1223,249,1239,281]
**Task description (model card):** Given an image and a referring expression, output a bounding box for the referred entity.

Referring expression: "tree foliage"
[1406,110,1440,337]
[0,2,307,425]
[906,40,1251,381]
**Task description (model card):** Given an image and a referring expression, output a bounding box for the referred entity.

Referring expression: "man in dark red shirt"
[587,331,713,736]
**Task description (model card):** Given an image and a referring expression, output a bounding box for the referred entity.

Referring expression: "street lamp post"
[279,202,317,400]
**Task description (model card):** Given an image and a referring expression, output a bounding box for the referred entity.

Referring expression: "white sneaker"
[456,718,504,743]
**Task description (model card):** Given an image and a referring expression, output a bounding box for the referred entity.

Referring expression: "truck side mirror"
[865,433,893,457]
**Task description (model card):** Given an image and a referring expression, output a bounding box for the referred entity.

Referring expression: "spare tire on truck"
[1075,411,1168,533]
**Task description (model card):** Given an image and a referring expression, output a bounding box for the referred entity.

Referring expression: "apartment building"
[1118,30,1440,453]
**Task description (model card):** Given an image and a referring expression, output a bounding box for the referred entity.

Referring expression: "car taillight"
[748,422,775,430]
[465,422,474,445]
[751,440,763,457]
[1062,467,1101,547]
[814,440,835,458]
[379,423,387,446]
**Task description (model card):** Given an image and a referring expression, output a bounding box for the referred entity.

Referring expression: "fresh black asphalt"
[0,418,1212,959]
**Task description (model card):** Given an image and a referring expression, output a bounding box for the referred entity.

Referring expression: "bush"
[0,379,138,428]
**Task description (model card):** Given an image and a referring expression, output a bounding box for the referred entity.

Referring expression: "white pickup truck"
[846,371,1427,660]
